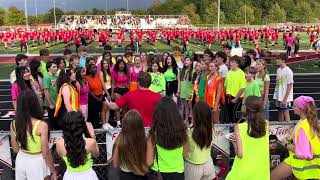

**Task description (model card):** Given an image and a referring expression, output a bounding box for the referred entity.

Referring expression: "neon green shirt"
[225,69,246,97]
[226,122,270,180]
[149,72,166,94]
[63,153,93,172]
[41,61,48,77]
[186,128,214,164]
[151,144,184,173]
[164,68,177,82]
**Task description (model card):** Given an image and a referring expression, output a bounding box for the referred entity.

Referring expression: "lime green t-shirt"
[42,74,58,107]
[149,72,166,94]
[41,61,48,77]
[164,68,177,82]
[225,69,246,97]
[226,122,270,180]
[186,128,214,164]
[255,74,270,96]
[243,80,261,98]
[242,80,261,111]
[151,144,184,173]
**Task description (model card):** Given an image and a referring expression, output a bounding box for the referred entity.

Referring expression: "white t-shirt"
[219,64,229,78]
[273,66,294,102]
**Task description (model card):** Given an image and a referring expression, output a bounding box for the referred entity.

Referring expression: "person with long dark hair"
[271,96,320,180]
[111,59,129,126]
[112,110,148,179]
[29,59,44,106]
[185,101,215,180]
[76,67,90,121]
[85,63,103,129]
[180,56,194,123]
[55,111,99,180]
[226,96,269,180]
[11,66,32,111]
[163,55,181,98]
[10,90,56,180]
[148,62,166,95]
[146,96,188,180]
[54,68,80,129]
[100,59,113,129]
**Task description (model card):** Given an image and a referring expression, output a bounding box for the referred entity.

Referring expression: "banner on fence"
[105,123,297,158]
[0,134,14,180]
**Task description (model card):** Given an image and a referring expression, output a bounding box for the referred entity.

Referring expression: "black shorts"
[114,87,129,96]
[102,89,112,101]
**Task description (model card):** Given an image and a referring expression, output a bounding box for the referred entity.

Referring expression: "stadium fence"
[0,121,297,180]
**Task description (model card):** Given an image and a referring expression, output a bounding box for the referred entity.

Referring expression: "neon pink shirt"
[112,71,129,87]
[79,84,90,105]
[11,83,19,101]
[292,127,313,159]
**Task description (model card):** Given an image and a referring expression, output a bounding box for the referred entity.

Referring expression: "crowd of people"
[1,25,320,56]
[57,14,191,30]
[6,31,320,179]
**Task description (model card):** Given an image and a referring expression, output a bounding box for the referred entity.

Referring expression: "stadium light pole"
[244,1,247,25]
[35,0,38,18]
[53,0,57,29]
[24,0,29,31]
[127,0,129,11]
[217,0,220,30]
[106,0,108,15]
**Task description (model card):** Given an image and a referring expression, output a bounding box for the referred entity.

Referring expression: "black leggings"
[166,80,178,97]
[225,95,243,123]
[294,45,299,55]
[120,171,147,180]
[88,94,102,128]
[150,170,184,180]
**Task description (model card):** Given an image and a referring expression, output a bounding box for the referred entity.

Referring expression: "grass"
[0,32,314,55]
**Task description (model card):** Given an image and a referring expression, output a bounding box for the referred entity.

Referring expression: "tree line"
[0,0,319,26]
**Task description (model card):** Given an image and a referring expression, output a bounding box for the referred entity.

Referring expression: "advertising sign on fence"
[0,134,14,180]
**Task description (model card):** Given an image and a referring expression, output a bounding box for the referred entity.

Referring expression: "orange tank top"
[204,74,225,108]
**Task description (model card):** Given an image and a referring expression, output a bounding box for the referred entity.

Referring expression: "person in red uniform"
[117,29,124,47]
[136,29,143,46]
[104,72,161,127]
[168,29,174,45]
[20,33,27,53]
[74,35,81,53]
[310,31,316,49]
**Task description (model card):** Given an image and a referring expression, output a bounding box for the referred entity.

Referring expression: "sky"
[0,0,157,15]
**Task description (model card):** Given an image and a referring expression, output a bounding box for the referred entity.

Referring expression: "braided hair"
[62,111,89,168]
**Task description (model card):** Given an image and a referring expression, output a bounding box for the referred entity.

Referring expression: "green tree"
[44,7,64,23]
[0,6,6,25]
[267,3,286,23]
[182,3,200,23]
[5,6,25,25]
[235,4,255,25]
[203,1,225,25]
[295,1,313,23]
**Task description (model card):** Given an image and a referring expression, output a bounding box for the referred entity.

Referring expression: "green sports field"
[0,33,314,55]
[0,32,318,80]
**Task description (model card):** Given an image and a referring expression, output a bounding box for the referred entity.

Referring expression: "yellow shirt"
[225,69,246,97]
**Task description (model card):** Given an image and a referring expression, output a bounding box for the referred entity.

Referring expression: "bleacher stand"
[58,12,192,30]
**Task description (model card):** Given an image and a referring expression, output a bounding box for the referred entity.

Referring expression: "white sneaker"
[103,123,114,130]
